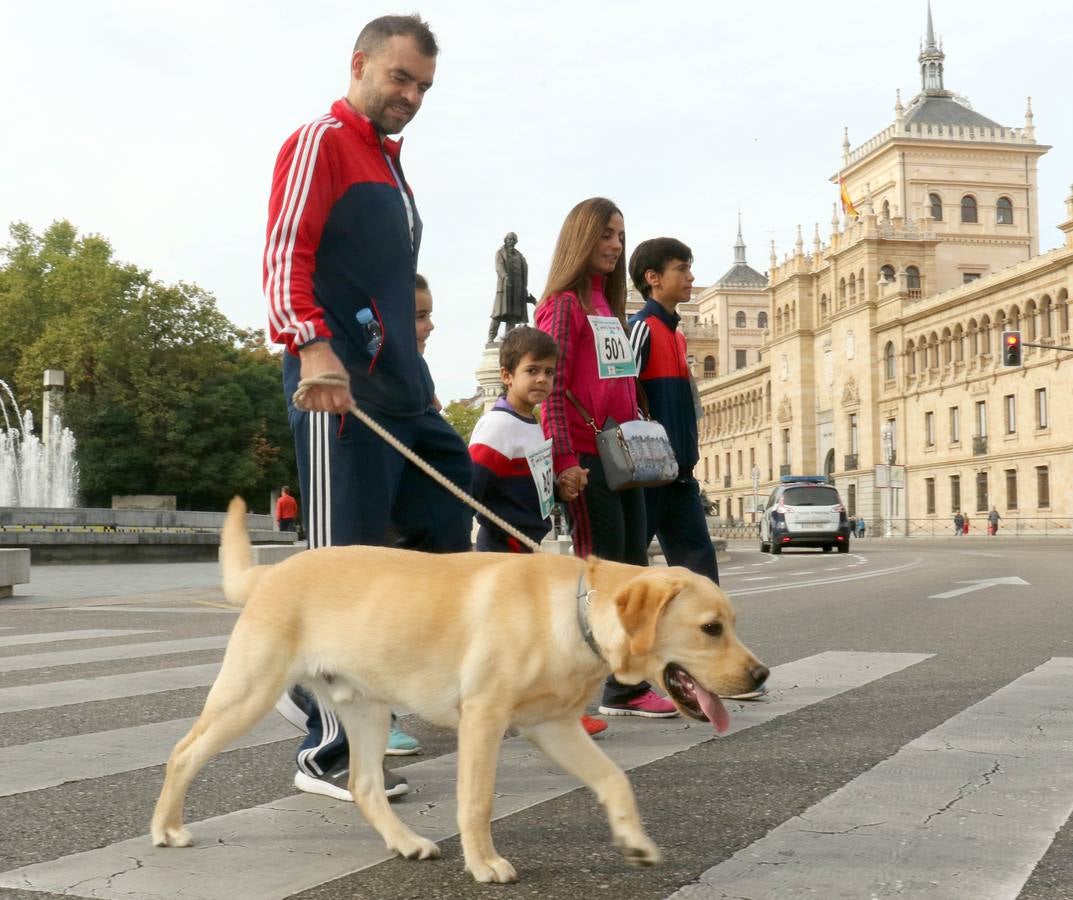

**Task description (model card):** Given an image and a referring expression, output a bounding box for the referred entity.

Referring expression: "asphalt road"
[1,537,1071,899]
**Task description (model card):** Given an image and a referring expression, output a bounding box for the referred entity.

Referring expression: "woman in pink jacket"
[535,197,677,720]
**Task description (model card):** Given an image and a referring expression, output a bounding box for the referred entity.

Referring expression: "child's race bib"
[526,438,555,520]
[587,316,637,379]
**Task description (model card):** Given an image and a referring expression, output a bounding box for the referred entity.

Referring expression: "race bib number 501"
[587,315,637,379]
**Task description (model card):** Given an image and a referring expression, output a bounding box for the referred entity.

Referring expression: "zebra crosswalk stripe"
[668,656,1073,900]
[0,663,223,714]
[0,650,928,900]
[0,628,158,648]
[0,634,230,673]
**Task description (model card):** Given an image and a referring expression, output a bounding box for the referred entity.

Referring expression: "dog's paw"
[151,825,193,848]
[617,835,662,867]
[466,855,518,884]
[392,833,441,861]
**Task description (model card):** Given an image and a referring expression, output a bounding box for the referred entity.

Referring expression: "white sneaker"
[293,763,409,801]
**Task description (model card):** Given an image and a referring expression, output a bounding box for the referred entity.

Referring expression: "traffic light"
[1001,330,1023,367]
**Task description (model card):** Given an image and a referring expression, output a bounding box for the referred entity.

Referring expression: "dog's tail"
[220,496,272,606]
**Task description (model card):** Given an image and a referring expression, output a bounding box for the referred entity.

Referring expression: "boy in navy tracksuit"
[627,238,718,583]
[628,238,765,699]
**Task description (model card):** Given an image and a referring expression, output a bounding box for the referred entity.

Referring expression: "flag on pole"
[839,175,859,218]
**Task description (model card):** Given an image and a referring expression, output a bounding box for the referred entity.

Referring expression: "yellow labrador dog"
[151,498,767,883]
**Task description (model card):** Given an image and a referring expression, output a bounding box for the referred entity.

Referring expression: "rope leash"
[293,374,543,553]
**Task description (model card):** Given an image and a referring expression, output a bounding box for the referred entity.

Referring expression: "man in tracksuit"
[263,15,472,802]
[626,238,719,583]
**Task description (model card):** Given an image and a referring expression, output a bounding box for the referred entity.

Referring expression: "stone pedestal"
[475,343,503,414]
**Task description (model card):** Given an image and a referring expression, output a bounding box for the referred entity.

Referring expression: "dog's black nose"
[751,663,770,687]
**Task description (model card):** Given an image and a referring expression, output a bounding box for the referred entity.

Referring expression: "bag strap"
[565,390,601,435]
[635,379,652,421]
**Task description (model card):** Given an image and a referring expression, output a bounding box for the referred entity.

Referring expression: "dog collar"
[576,573,602,659]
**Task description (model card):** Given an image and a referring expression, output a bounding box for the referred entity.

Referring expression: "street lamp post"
[881,422,894,537]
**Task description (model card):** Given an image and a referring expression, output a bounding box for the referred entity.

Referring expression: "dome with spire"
[716,216,768,288]
[902,1,1003,130]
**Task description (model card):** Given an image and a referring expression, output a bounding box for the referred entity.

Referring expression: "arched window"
[953,324,965,362]
[1024,300,1038,341]
[735,311,747,328]
[996,196,1014,225]
[703,355,716,378]
[961,195,978,223]
[1040,295,1053,338]
[839,278,846,306]
[1060,289,1070,334]
[929,333,940,369]
[906,266,921,292]
[880,264,896,283]
[941,328,952,365]
[906,340,917,375]
[757,311,768,330]
[848,273,856,301]
[884,341,896,380]
[819,294,828,320]
[968,318,979,356]
[979,315,992,355]
[929,193,943,220]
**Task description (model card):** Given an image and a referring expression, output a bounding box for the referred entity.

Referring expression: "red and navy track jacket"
[468,398,551,545]
[264,98,432,416]
[628,299,699,476]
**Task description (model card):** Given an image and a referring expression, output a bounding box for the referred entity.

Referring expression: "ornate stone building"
[698,7,1073,531]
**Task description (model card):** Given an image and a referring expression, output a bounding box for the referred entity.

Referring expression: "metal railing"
[872,517,1072,538]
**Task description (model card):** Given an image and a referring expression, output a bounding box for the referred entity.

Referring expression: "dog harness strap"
[575,573,602,659]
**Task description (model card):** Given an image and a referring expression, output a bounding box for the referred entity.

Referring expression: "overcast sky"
[4,0,1070,404]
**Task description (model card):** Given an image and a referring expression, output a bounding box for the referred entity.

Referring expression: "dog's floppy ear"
[615,575,686,657]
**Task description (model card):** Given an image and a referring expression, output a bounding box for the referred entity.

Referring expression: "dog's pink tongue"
[695,685,730,734]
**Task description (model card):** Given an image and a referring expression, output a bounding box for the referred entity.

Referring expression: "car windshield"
[781,486,840,506]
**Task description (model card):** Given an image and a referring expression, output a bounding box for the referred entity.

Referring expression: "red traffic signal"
[1001,330,1023,367]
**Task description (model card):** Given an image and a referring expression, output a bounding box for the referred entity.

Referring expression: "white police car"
[759,475,851,554]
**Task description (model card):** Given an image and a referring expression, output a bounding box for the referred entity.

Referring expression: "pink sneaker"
[599,689,679,718]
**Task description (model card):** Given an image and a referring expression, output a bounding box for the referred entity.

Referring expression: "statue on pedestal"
[487,232,536,344]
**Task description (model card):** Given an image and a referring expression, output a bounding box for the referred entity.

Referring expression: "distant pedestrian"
[953,511,964,536]
[988,507,1001,536]
[856,516,866,538]
[275,486,298,534]
[963,513,970,535]
[849,515,857,535]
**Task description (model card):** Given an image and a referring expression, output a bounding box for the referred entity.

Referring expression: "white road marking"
[0,629,157,648]
[730,557,924,597]
[0,663,222,714]
[0,635,230,673]
[740,576,778,582]
[669,657,1073,900]
[929,576,1030,600]
[0,715,301,797]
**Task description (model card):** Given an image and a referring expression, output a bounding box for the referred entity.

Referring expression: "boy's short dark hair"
[629,237,693,300]
[355,14,439,58]
[499,327,558,377]
[415,273,429,292]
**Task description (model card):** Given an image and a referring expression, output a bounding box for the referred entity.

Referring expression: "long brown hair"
[540,197,627,323]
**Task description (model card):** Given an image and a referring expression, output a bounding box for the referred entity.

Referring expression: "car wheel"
[822,545,832,553]
[760,539,770,553]
[837,541,850,553]
[771,542,782,555]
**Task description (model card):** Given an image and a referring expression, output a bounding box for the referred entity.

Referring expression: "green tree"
[0,221,295,510]
[442,401,482,442]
